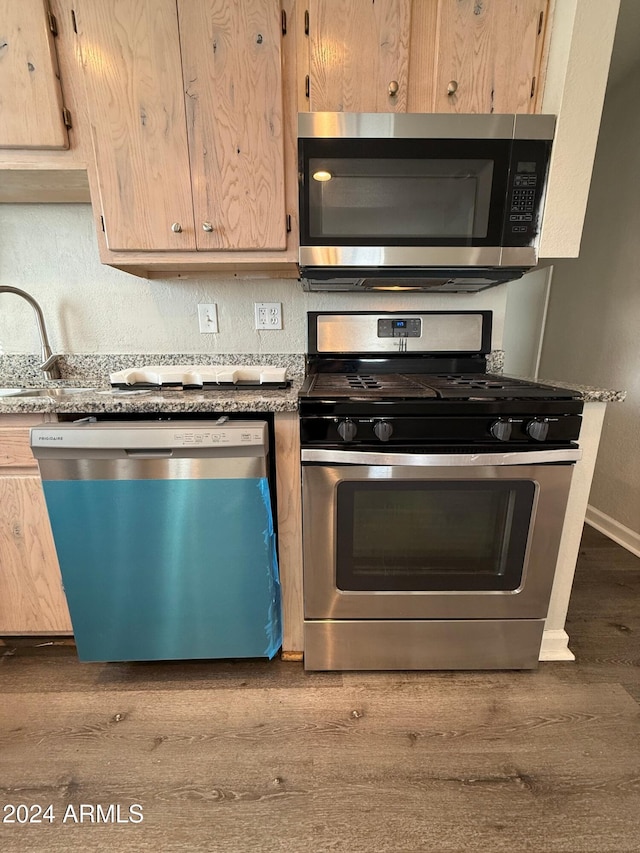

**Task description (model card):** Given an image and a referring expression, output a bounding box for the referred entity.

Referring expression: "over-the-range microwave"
[297,112,555,292]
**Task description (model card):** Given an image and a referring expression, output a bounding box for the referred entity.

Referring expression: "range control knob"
[337,419,358,442]
[526,418,550,442]
[490,419,513,442]
[374,420,394,442]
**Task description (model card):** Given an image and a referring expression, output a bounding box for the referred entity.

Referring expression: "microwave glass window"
[335,480,534,592]
[308,158,494,240]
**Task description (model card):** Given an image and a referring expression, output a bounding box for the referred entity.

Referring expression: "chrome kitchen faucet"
[0,286,62,380]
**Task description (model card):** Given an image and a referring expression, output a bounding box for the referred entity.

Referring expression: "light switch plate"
[198,303,218,333]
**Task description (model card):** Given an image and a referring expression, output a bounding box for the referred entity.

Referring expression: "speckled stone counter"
[524,378,626,403]
[500,373,627,403]
[0,353,305,386]
[0,385,303,415]
[485,352,626,403]
[0,354,304,415]
[485,350,505,374]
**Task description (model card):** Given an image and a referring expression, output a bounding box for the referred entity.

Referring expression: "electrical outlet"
[254,302,282,330]
[197,303,218,333]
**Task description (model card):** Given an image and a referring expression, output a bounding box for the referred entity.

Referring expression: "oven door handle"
[301,448,582,466]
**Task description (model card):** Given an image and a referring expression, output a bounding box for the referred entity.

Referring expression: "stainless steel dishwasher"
[31,420,281,662]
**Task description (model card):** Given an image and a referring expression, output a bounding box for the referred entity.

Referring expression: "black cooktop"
[300,372,579,402]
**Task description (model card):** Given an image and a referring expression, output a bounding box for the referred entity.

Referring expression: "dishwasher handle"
[124,449,174,459]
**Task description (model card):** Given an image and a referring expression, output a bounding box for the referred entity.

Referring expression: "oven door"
[301,448,579,621]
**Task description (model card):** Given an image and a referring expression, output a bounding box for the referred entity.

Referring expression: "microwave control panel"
[503,140,551,246]
[510,169,537,232]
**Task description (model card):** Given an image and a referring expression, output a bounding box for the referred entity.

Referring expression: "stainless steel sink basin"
[0,387,93,398]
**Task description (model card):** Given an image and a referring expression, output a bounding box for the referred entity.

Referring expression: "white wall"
[502,266,551,379]
[539,60,640,538]
[538,0,619,258]
[0,204,508,356]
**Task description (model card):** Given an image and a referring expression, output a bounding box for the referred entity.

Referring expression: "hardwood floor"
[1,524,639,853]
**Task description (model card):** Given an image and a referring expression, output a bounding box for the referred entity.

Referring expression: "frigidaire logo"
[37,436,64,441]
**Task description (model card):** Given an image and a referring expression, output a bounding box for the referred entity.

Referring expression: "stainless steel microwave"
[297,112,555,292]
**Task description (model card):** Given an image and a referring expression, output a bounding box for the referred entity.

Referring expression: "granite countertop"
[0,384,304,415]
[500,374,627,404]
[0,353,626,415]
[0,354,304,415]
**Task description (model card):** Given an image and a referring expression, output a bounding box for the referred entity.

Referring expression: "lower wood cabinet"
[273,411,303,656]
[0,416,71,634]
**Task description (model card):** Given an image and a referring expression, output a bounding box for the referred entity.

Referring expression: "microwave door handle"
[300,448,582,466]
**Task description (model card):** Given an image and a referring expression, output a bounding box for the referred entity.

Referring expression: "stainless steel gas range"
[299,311,583,671]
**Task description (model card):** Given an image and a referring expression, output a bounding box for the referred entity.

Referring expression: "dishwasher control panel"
[172,427,264,446]
[31,420,268,451]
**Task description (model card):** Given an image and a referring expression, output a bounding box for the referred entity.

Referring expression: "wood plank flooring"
[1,524,639,853]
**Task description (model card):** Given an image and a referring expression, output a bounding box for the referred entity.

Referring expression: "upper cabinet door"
[0,0,69,149]
[308,0,412,112]
[76,1,196,251]
[178,0,286,251]
[434,0,548,114]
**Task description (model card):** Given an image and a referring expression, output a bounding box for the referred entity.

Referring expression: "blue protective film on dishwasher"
[42,477,282,662]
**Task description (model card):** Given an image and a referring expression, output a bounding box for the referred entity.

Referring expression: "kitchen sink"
[0,387,94,398]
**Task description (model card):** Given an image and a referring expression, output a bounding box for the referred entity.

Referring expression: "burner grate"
[304,371,580,402]
[345,374,383,390]
[310,373,433,397]
[435,374,507,389]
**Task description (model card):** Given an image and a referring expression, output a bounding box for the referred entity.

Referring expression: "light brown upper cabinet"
[433,0,548,114]
[0,0,70,148]
[308,0,414,112]
[305,0,549,115]
[75,0,286,254]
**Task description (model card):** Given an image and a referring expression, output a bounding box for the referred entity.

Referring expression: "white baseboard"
[539,629,575,661]
[585,505,640,558]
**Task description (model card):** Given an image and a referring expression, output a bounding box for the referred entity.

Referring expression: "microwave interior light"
[312,170,333,182]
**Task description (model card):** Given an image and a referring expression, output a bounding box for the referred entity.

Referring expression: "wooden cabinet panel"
[274,411,303,655]
[0,0,92,202]
[306,1,547,116]
[78,0,289,261]
[0,0,69,149]
[76,0,196,251]
[433,0,547,114]
[0,476,72,634]
[179,0,286,251]
[406,0,439,113]
[0,429,38,468]
[308,0,412,112]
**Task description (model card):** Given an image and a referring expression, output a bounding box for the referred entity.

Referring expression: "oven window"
[336,480,535,592]
[308,158,494,240]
